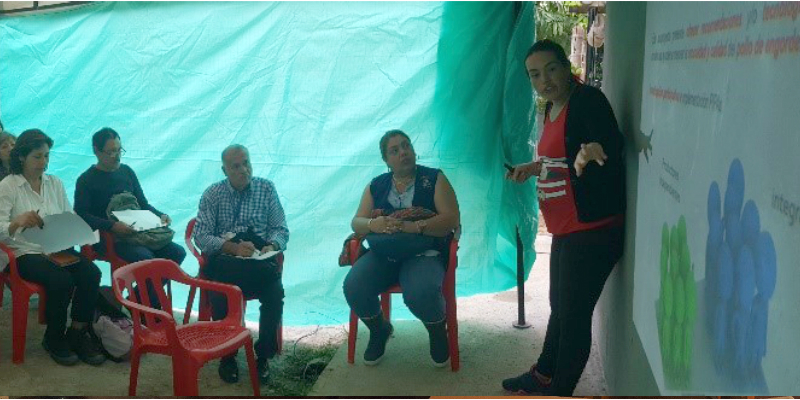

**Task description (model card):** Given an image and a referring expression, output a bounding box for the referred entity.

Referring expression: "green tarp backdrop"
[0,1,537,326]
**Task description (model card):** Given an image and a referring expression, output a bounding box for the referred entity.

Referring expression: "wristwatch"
[415,219,428,234]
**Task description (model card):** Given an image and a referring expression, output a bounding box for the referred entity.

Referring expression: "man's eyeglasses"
[102,148,126,157]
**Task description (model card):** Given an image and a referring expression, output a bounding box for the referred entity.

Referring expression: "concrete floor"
[0,233,608,396]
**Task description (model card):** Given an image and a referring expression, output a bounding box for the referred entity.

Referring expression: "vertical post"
[513,225,531,329]
[585,6,600,87]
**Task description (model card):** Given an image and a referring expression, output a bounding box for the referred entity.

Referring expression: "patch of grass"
[264,343,338,396]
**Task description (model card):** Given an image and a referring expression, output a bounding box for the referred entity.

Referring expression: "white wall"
[594,1,660,395]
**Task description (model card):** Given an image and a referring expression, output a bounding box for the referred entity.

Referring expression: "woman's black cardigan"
[546,83,626,222]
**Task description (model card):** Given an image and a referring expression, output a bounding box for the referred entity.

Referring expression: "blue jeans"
[343,251,446,323]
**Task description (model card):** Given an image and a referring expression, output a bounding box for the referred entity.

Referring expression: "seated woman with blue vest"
[343,129,460,367]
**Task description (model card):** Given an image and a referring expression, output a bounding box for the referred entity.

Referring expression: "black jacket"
[546,84,626,222]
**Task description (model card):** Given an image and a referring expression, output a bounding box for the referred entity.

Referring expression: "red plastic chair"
[81,231,172,298]
[183,218,283,354]
[345,233,461,371]
[80,231,127,271]
[112,259,260,397]
[0,243,48,364]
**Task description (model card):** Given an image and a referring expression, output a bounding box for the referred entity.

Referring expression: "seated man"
[193,144,289,386]
[74,128,186,306]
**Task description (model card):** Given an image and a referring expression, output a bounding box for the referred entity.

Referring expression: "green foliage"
[534,1,587,53]
[265,343,338,396]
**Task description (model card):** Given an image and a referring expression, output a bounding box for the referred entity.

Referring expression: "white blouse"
[0,174,74,260]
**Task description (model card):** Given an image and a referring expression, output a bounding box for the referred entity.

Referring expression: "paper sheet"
[235,250,280,261]
[112,210,164,231]
[20,212,99,254]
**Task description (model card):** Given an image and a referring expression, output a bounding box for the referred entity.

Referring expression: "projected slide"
[633,2,800,395]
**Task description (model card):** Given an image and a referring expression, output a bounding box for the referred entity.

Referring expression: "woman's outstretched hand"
[574,142,607,177]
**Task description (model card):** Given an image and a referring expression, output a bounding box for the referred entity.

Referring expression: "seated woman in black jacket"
[504,39,626,396]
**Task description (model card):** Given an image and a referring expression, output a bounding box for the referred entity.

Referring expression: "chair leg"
[244,337,261,396]
[184,286,197,325]
[0,281,5,308]
[172,356,200,397]
[37,293,47,324]
[12,291,31,364]
[129,348,141,396]
[446,298,459,372]
[347,310,358,364]
[276,319,283,355]
[380,293,391,321]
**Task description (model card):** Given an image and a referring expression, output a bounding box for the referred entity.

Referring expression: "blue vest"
[370,165,439,214]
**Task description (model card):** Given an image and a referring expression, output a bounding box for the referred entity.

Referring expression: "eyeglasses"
[102,147,126,157]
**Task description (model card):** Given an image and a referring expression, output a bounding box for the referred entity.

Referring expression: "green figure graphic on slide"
[657,215,697,389]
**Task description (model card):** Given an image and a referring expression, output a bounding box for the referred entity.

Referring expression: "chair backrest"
[81,231,123,265]
[0,243,21,285]
[112,259,186,338]
[185,218,203,263]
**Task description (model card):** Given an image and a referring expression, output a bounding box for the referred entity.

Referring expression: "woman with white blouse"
[0,129,105,366]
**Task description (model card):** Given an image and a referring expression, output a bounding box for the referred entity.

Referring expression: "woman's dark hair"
[92,127,120,151]
[379,129,411,160]
[0,130,16,148]
[10,129,54,175]
[525,39,571,68]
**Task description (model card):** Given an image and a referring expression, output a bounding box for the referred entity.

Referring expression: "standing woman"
[0,130,16,181]
[503,39,625,396]
[0,129,106,366]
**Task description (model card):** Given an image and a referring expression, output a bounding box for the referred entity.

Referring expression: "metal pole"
[513,225,531,329]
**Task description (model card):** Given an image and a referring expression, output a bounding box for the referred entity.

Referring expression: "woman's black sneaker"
[501,365,551,394]
[364,323,393,365]
[66,327,106,366]
[424,320,450,368]
[42,336,79,366]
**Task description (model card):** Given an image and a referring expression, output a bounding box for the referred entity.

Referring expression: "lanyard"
[233,189,247,227]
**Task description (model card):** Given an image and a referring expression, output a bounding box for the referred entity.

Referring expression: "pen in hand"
[20,209,42,233]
